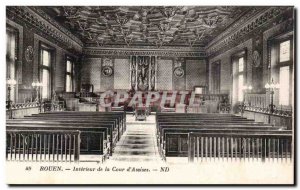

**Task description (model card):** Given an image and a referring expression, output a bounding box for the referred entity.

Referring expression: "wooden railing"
[194,94,229,102]
[244,93,292,117]
[188,132,292,162]
[245,93,267,108]
[43,101,65,112]
[6,101,40,110]
[6,130,80,162]
[6,102,40,119]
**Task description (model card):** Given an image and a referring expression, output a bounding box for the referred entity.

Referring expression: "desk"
[134,106,150,121]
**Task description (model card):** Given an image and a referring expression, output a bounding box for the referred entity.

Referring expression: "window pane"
[280,40,290,62]
[7,31,16,60]
[238,74,244,102]
[6,32,9,56]
[279,66,290,105]
[238,57,244,72]
[66,74,72,92]
[10,34,15,59]
[42,69,49,99]
[6,31,16,102]
[6,31,16,79]
[42,50,50,66]
[66,60,72,72]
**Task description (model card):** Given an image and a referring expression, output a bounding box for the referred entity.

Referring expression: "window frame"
[6,27,18,103]
[237,56,245,102]
[65,56,75,92]
[278,39,293,65]
[39,43,53,100]
[276,37,293,106]
[231,50,247,104]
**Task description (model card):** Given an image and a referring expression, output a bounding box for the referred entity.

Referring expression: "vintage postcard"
[5,5,295,185]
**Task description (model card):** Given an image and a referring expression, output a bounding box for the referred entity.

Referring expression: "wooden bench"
[156,113,291,161]
[30,111,126,132]
[7,123,112,158]
[158,124,285,158]
[7,112,126,162]
[156,118,275,149]
[16,117,122,140]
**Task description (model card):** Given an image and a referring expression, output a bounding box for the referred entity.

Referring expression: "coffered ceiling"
[40,6,253,48]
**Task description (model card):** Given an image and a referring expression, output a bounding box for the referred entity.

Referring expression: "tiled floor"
[110,115,162,163]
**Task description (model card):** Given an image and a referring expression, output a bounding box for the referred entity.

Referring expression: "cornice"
[6,6,294,59]
[83,47,206,58]
[30,7,83,46]
[207,7,293,56]
[207,7,267,48]
[84,45,205,52]
[6,6,83,53]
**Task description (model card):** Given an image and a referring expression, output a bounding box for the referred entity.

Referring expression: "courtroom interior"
[6,6,294,165]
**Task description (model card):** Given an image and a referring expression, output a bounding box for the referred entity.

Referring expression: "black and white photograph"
[3,3,296,185]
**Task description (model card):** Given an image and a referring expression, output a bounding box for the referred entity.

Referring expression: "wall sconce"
[32,81,43,112]
[32,82,43,87]
[7,78,17,119]
[7,78,17,86]
[265,78,280,123]
[241,85,252,117]
[32,81,43,102]
[242,85,253,91]
[265,78,280,92]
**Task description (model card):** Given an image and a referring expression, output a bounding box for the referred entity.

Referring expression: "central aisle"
[109,115,162,163]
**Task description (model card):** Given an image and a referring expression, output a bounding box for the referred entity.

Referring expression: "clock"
[102,66,113,76]
[173,67,184,78]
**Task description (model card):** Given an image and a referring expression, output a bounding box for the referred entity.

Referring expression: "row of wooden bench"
[156,113,293,162]
[6,111,126,162]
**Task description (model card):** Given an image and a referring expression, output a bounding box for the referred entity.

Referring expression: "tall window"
[279,66,289,105]
[278,39,292,105]
[40,48,51,99]
[66,58,74,92]
[211,61,220,94]
[6,29,16,102]
[279,40,290,62]
[237,57,244,102]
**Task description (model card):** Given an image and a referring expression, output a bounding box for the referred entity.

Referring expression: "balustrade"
[244,93,292,117]
[6,130,80,162]
[188,132,292,162]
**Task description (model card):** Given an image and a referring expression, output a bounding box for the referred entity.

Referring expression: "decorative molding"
[6,6,83,53]
[51,6,246,48]
[102,57,114,77]
[25,46,33,62]
[83,47,206,58]
[102,66,113,77]
[30,7,83,46]
[102,58,113,67]
[252,50,261,67]
[207,7,293,56]
[85,45,205,51]
[207,7,266,47]
[173,67,185,78]
[245,105,292,117]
